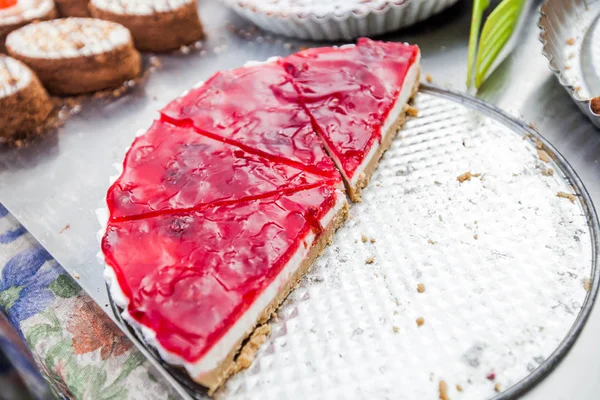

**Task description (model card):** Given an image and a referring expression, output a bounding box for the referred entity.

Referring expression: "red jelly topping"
[103,185,338,362]
[282,38,419,180]
[0,0,17,9]
[107,120,339,220]
[160,62,338,179]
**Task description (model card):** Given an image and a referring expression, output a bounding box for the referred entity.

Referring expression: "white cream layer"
[102,189,347,380]
[348,52,421,188]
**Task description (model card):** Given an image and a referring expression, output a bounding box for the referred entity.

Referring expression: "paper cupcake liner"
[538,0,600,128]
[223,0,460,41]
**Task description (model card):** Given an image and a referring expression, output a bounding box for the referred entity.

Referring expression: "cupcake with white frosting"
[89,0,204,52]
[0,55,52,142]
[6,18,141,95]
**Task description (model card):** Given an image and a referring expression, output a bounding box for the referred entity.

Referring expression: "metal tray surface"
[110,85,599,400]
[0,1,597,399]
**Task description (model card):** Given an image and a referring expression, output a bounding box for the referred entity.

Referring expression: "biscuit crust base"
[7,42,141,95]
[90,2,204,52]
[0,74,52,141]
[194,202,349,395]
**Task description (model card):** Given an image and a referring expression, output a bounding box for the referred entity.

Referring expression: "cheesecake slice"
[107,120,341,220]
[102,184,348,392]
[160,61,339,180]
[102,39,421,394]
[282,38,420,201]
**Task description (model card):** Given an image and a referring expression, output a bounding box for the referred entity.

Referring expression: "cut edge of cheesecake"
[101,187,349,394]
[322,61,421,202]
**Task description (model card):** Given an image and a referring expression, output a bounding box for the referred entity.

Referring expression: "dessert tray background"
[0,1,599,399]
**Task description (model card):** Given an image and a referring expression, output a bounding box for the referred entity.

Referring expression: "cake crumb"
[591,97,600,114]
[361,235,368,243]
[393,326,400,333]
[456,384,463,392]
[370,237,376,243]
[583,278,591,291]
[537,149,551,163]
[428,239,436,245]
[535,138,543,149]
[522,135,527,140]
[457,171,481,182]
[60,224,70,233]
[541,167,554,176]
[73,272,80,279]
[528,122,537,130]
[473,234,478,240]
[417,283,425,293]
[416,317,424,327]
[365,257,375,264]
[557,191,576,203]
[486,372,496,380]
[149,56,162,68]
[439,380,449,400]
[494,383,501,392]
[574,86,581,92]
[406,106,419,117]
[426,73,433,83]
[235,325,270,370]
[566,37,575,45]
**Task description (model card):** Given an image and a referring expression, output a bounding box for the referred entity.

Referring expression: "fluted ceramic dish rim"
[221,0,460,41]
[538,0,600,127]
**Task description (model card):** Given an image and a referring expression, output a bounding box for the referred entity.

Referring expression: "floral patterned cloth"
[0,205,177,400]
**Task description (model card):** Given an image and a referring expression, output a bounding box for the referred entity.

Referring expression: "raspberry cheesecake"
[283,38,420,200]
[101,39,420,393]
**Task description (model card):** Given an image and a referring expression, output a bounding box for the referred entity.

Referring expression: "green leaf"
[0,285,22,310]
[49,274,81,298]
[474,0,526,87]
[26,323,61,348]
[467,0,490,88]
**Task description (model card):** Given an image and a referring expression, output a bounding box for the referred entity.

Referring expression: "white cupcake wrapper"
[223,0,459,41]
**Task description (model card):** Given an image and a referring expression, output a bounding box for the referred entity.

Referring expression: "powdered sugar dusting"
[222,93,594,399]
[6,18,132,59]
[0,56,32,98]
[91,0,193,15]
[0,0,54,26]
